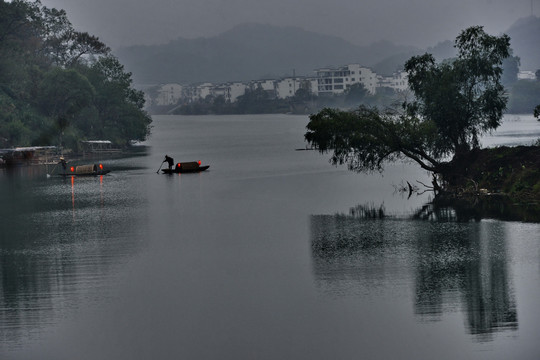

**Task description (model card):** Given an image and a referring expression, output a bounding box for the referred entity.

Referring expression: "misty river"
[1,114,540,359]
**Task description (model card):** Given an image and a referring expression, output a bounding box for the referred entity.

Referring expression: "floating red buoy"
[198,160,201,165]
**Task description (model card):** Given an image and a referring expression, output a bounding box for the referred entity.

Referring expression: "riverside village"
[146,63,538,111]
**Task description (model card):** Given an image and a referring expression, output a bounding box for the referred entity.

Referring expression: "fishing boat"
[60,163,110,176]
[161,161,209,174]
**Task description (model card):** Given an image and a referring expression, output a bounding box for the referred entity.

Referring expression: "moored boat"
[0,146,59,167]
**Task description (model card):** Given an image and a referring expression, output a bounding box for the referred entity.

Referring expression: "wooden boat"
[161,161,209,174]
[1,146,59,167]
[61,163,111,176]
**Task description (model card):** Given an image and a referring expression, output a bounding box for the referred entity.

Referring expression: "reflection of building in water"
[310,207,518,340]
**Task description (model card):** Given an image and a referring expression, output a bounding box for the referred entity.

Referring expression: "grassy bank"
[443,145,540,201]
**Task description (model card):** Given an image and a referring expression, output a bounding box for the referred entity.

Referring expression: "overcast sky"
[40,0,537,49]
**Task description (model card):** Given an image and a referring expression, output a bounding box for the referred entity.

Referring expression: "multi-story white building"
[227,82,248,102]
[377,70,409,92]
[247,79,277,98]
[315,64,378,95]
[209,84,230,100]
[518,70,536,80]
[276,78,299,98]
[196,83,213,100]
[277,77,318,98]
[146,64,412,107]
[155,83,183,105]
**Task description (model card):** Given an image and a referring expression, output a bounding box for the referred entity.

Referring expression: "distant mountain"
[115,23,420,84]
[505,16,540,71]
[371,15,540,76]
[426,40,457,62]
[370,50,419,75]
[115,19,540,85]
[419,18,540,71]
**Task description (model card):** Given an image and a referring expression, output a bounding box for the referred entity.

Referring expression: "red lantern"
[70,166,75,172]
[198,160,201,165]
[99,163,103,170]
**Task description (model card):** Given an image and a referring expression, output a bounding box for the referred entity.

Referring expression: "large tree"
[37,67,95,146]
[305,26,511,179]
[82,56,151,145]
[0,0,151,149]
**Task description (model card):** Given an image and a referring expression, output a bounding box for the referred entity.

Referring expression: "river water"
[1,114,539,359]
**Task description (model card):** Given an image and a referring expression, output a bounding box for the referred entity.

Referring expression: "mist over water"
[1,114,539,359]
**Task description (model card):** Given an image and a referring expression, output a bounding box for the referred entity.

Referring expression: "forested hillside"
[115,23,420,84]
[506,16,540,71]
[115,17,540,86]
[0,0,152,151]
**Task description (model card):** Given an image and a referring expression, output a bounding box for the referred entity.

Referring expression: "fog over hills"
[115,23,420,84]
[115,17,540,85]
[505,16,540,71]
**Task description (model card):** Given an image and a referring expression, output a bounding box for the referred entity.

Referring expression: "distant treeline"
[508,72,540,114]
[156,76,540,116]
[0,0,152,151]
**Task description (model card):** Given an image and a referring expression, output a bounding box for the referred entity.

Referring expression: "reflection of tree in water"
[311,205,416,297]
[414,221,517,341]
[311,204,518,340]
[413,196,540,223]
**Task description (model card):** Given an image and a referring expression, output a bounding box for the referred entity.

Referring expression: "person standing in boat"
[164,155,174,170]
[59,156,67,174]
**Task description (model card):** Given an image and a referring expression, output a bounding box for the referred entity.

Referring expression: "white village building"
[147,64,412,107]
[155,83,183,106]
[275,78,300,98]
[196,83,214,100]
[377,70,409,92]
[517,70,536,80]
[315,64,378,95]
[227,82,248,102]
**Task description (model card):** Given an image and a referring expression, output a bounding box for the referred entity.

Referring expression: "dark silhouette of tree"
[305,26,511,177]
[0,0,150,149]
[344,83,368,106]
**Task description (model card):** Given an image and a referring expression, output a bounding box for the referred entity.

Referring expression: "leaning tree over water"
[305,26,511,178]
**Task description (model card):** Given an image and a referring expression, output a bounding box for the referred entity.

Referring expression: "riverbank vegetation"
[508,78,540,115]
[305,26,540,202]
[158,78,539,116]
[166,82,399,116]
[0,0,152,152]
[444,145,540,199]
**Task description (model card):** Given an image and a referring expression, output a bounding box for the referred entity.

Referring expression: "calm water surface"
[1,114,539,359]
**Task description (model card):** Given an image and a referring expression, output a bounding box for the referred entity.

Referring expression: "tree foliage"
[0,0,150,150]
[344,83,368,106]
[305,106,440,173]
[404,26,510,156]
[305,26,511,178]
[501,55,520,86]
